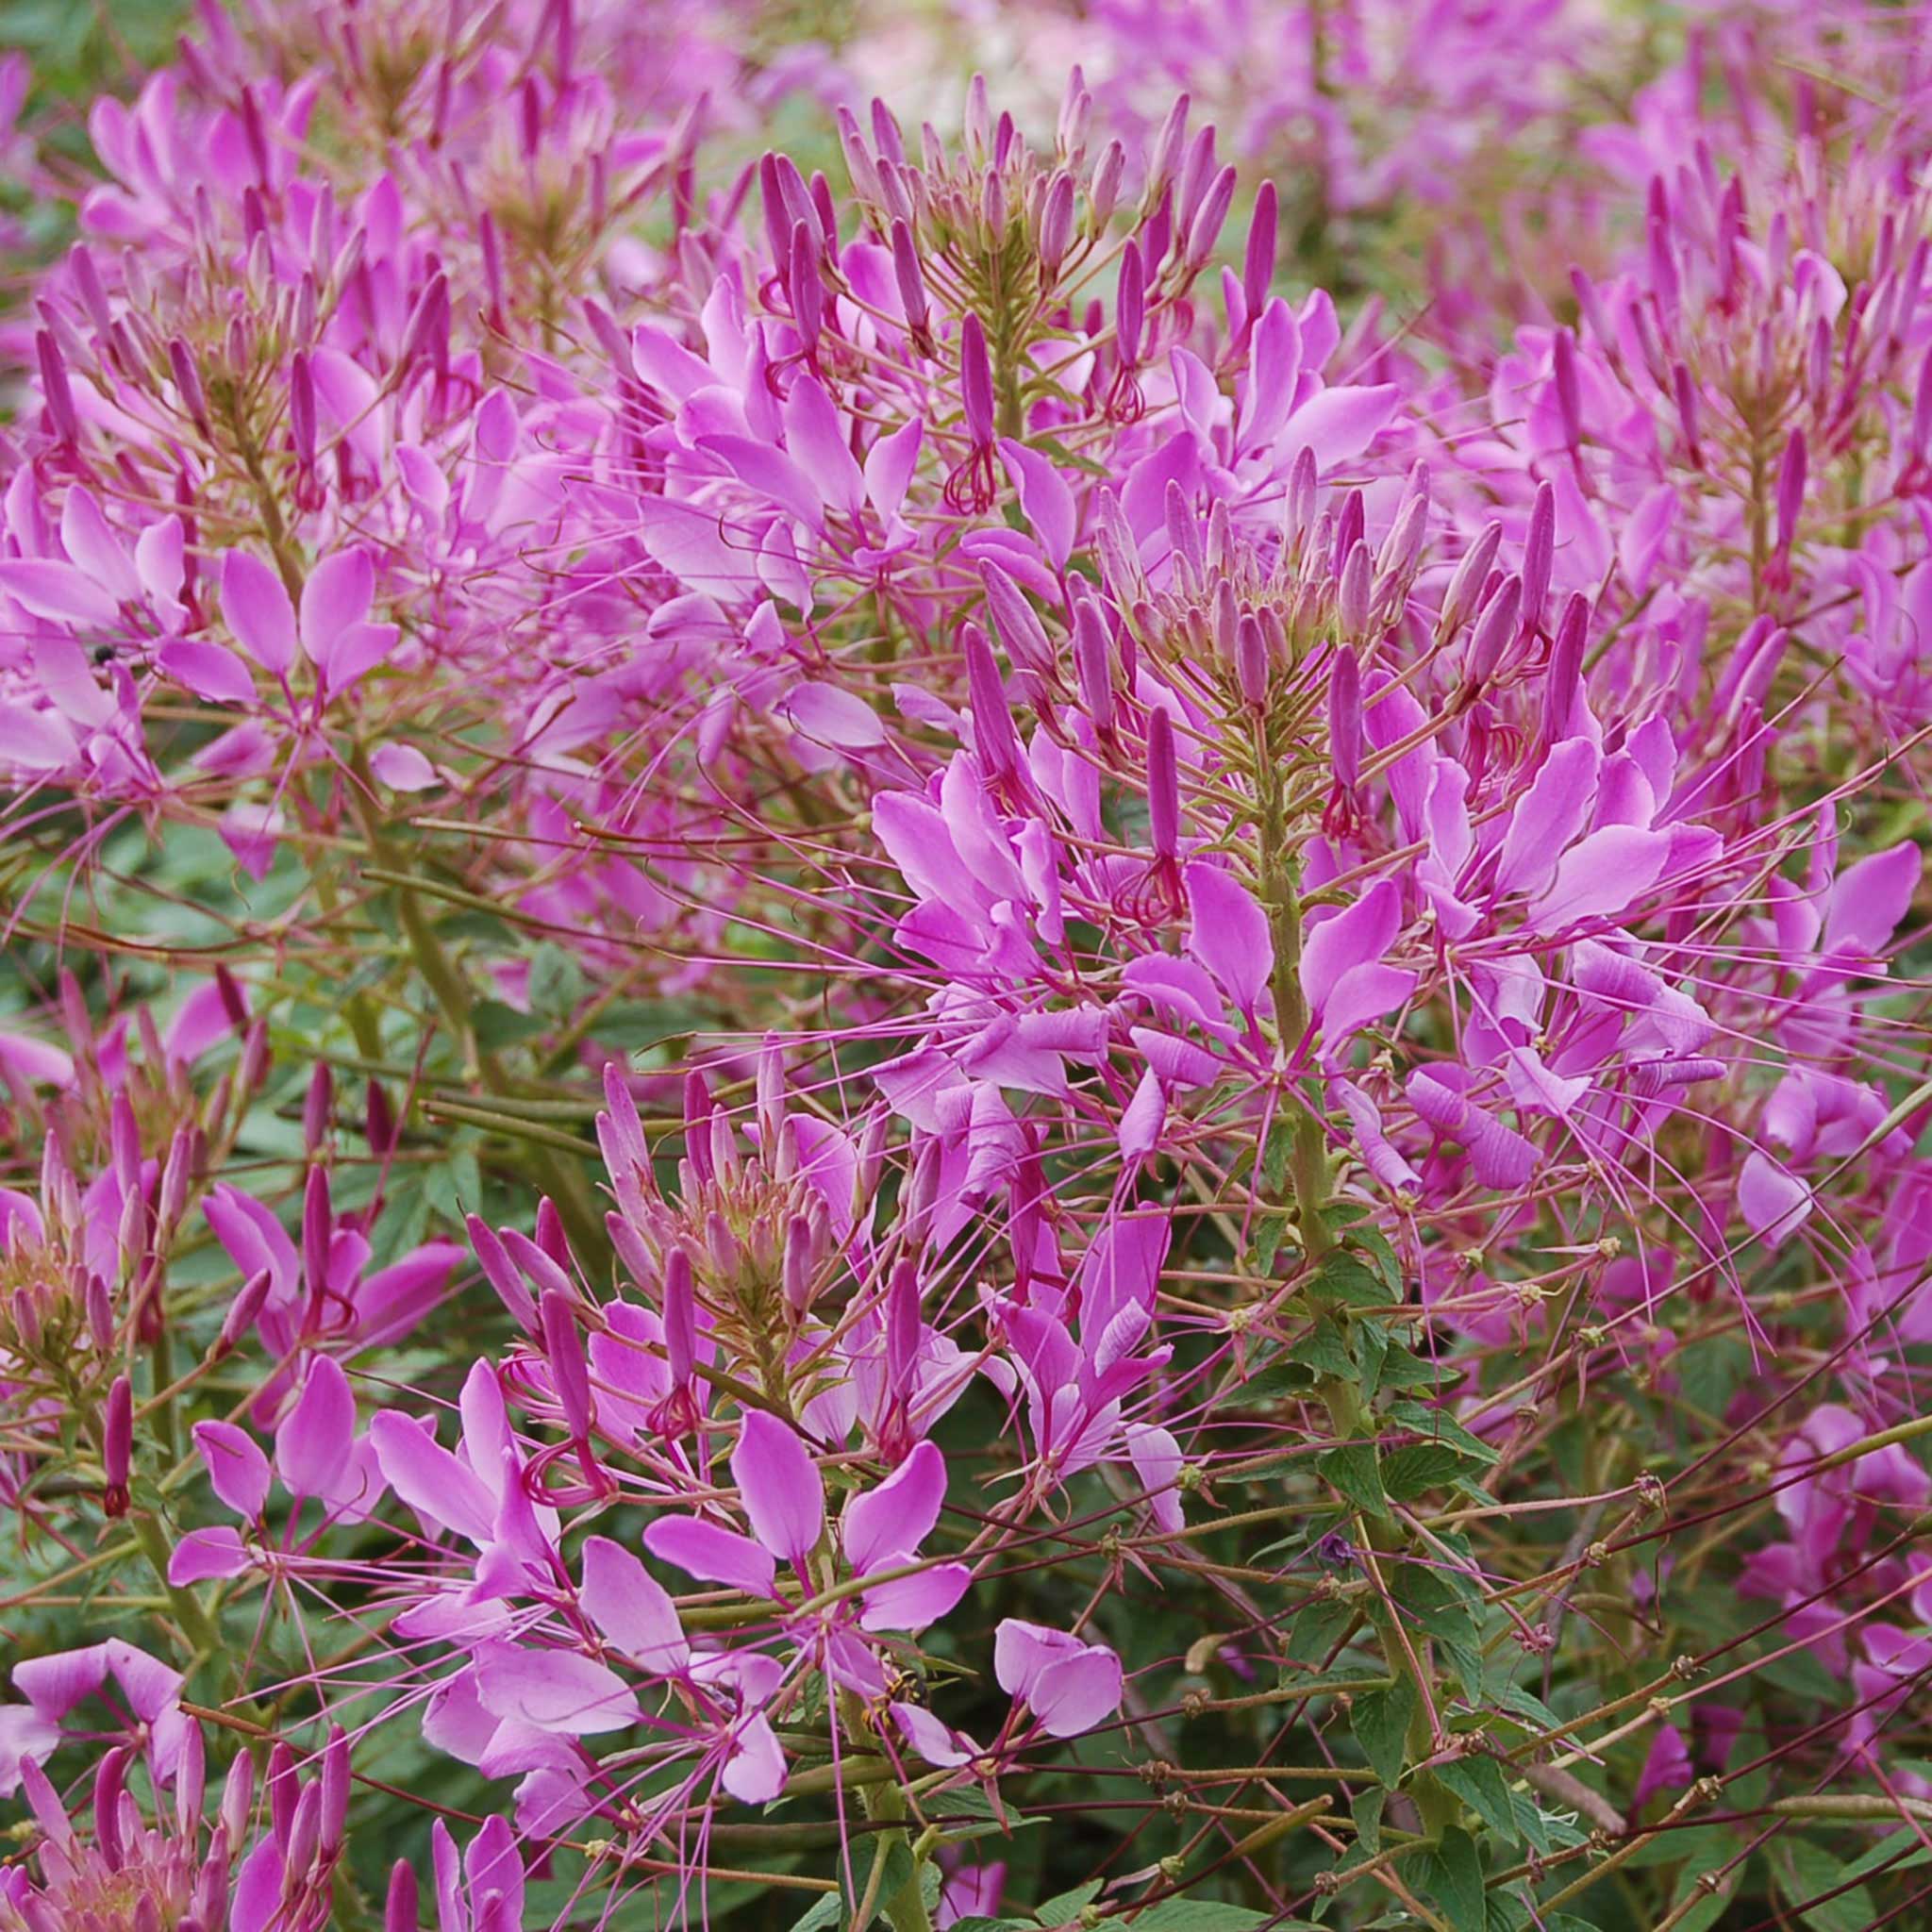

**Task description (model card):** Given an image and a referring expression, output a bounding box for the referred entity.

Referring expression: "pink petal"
[1527,825,1672,934]
[370,742,438,791]
[158,639,256,706]
[0,558,120,626]
[1493,738,1600,898]
[169,1526,252,1583]
[998,438,1077,570]
[299,549,375,658]
[193,1420,271,1517]
[221,552,297,675]
[858,1559,971,1634]
[732,1410,824,1563]
[721,1711,787,1803]
[1301,879,1401,1018]
[1184,861,1274,1014]
[275,1356,356,1499]
[369,1412,498,1543]
[1824,842,1919,956]
[474,1644,641,1736]
[1739,1150,1813,1242]
[784,680,886,749]
[641,1515,778,1596]
[580,1537,689,1672]
[843,1440,945,1574]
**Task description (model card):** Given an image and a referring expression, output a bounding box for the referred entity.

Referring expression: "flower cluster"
[2,1,1930,1929]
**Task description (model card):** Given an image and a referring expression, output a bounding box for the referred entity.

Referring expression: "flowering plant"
[2,2,1931,1928]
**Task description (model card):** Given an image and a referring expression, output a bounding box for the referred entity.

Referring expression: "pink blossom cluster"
[1,2,1930,1928]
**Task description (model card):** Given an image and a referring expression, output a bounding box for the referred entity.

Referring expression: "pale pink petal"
[580,1537,689,1672]
[642,1515,778,1596]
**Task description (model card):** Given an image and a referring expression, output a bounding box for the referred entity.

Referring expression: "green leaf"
[1309,1248,1399,1308]
[1388,1400,1501,1465]
[1382,1442,1484,1502]
[1289,1316,1356,1380]
[1374,1340,1449,1391]
[471,999,549,1050]
[1033,1879,1104,1922]
[1283,1597,1358,1672]
[1416,1825,1486,1932]
[1352,1786,1386,1857]
[1435,1755,1522,1845]
[1092,1906,1277,1930]
[1352,1680,1417,1788]
[1317,1441,1390,1519]
[1774,1836,1878,1932]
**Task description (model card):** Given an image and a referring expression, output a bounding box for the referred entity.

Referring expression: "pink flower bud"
[1089,140,1125,231]
[1236,612,1269,710]
[541,1290,593,1442]
[1038,170,1075,275]
[1243,180,1278,322]
[1544,591,1590,742]
[1074,595,1114,731]
[663,1246,697,1389]
[1465,573,1523,685]
[304,1062,333,1154]
[1183,164,1237,269]
[219,1269,274,1355]
[1328,647,1361,791]
[103,1374,132,1516]
[965,622,1024,780]
[1521,480,1555,628]
[1439,520,1503,639]
[1551,325,1582,451]
[385,1859,419,1932]
[320,1726,349,1855]
[891,220,927,344]
[1775,429,1807,553]
[983,564,1054,677]
[1116,243,1145,366]
[1146,706,1180,860]
[959,310,994,445]
[36,331,78,444]
[467,1217,539,1336]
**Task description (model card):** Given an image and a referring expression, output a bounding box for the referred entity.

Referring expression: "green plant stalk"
[1252,726,1457,1840]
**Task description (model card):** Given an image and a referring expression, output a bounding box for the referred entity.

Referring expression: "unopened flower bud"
[103,1374,132,1517]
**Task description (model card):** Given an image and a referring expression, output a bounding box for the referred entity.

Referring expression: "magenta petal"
[474,1644,640,1736]
[221,551,297,675]
[230,1837,287,1932]
[1184,861,1274,1015]
[275,1355,356,1500]
[1739,1150,1813,1242]
[1824,842,1920,955]
[731,1410,824,1563]
[580,1537,689,1672]
[891,1701,972,1768]
[13,1642,110,1717]
[1301,879,1401,1018]
[369,1411,498,1544]
[298,547,375,658]
[843,1439,946,1574]
[169,1526,251,1584]
[642,1515,778,1597]
[158,639,256,705]
[1527,825,1671,934]
[193,1420,271,1518]
[1493,737,1600,897]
